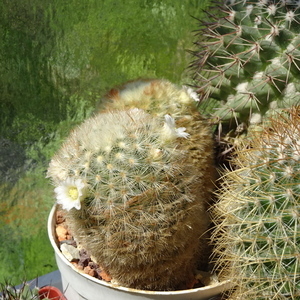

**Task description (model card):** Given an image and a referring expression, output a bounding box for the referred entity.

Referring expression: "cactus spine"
[48,81,215,291]
[211,107,300,299]
[191,0,300,137]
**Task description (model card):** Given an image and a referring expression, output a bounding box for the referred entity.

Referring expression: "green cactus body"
[211,107,300,299]
[0,282,45,300]
[192,0,300,134]
[48,86,215,290]
[96,79,216,208]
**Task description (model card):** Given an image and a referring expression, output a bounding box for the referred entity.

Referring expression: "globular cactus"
[96,78,201,121]
[191,0,300,137]
[47,87,215,291]
[96,79,216,202]
[211,107,300,299]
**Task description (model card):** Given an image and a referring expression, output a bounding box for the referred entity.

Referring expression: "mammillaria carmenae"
[48,81,215,290]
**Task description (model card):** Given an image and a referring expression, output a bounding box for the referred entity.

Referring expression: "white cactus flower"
[183,85,200,102]
[162,114,190,141]
[54,177,86,211]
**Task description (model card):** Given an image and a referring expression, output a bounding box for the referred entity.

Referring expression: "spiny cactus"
[47,99,215,290]
[96,78,200,120]
[0,280,50,300]
[191,0,300,137]
[96,79,216,199]
[211,107,300,299]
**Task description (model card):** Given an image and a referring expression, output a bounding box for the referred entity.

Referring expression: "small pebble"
[78,249,90,268]
[61,243,80,262]
[60,239,77,247]
[56,211,66,224]
[56,225,68,241]
[88,261,98,269]
[99,269,112,282]
[84,266,96,277]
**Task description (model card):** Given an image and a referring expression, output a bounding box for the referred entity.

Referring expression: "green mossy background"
[0,0,210,285]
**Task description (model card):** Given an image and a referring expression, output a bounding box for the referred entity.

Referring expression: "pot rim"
[48,204,232,296]
[38,285,67,300]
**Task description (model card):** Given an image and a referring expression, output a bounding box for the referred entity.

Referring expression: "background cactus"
[96,78,201,122]
[0,280,50,300]
[211,107,300,299]
[47,82,215,291]
[191,0,300,139]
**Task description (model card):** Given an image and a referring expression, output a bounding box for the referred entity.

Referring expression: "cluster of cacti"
[188,1,300,298]
[47,80,215,291]
[191,0,300,137]
[0,281,50,300]
[210,107,300,299]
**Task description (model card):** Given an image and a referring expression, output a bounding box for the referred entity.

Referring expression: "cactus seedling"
[191,0,300,137]
[211,107,300,299]
[47,98,215,290]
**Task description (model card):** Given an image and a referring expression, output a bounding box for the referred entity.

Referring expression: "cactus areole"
[192,0,300,133]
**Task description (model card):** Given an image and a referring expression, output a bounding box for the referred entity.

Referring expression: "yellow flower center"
[69,186,79,200]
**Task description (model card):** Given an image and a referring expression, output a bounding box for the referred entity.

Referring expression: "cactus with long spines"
[47,81,215,291]
[191,0,300,138]
[211,107,300,299]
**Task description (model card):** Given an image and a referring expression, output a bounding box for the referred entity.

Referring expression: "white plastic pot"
[48,205,231,300]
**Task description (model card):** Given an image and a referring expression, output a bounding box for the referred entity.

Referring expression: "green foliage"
[47,80,215,290]
[211,107,300,299]
[0,172,57,285]
[0,230,56,287]
[48,0,211,93]
[191,0,300,136]
[0,0,63,129]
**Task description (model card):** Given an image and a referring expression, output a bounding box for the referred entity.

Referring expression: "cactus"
[211,107,300,299]
[47,88,215,291]
[95,79,217,189]
[0,280,50,300]
[96,78,201,120]
[191,0,300,137]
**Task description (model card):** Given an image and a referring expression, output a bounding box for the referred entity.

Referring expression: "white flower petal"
[162,114,190,141]
[176,127,190,139]
[182,85,200,102]
[164,114,175,127]
[54,177,86,211]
